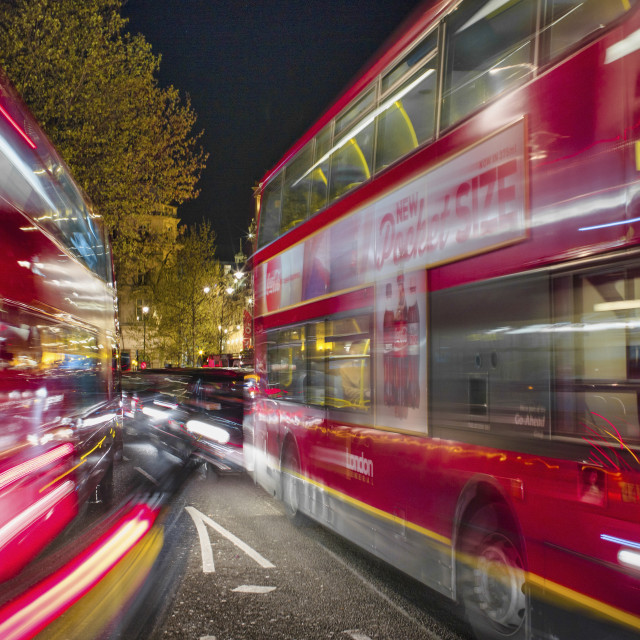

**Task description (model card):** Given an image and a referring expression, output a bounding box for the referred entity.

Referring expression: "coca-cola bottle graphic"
[393,274,408,413]
[407,278,420,408]
[383,282,395,406]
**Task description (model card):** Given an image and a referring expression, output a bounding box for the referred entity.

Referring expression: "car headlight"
[142,406,170,421]
[186,420,230,444]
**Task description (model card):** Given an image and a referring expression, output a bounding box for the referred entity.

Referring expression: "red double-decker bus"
[0,67,121,585]
[246,1,640,639]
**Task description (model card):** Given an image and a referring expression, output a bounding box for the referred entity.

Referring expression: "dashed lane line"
[134,466,159,486]
[344,631,373,640]
[232,585,277,594]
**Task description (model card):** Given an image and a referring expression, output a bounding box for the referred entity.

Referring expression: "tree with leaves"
[152,222,221,366]
[209,267,247,357]
[0,0,207,282]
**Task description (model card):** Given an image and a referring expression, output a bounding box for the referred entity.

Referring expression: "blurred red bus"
[0,67,120,584]
[246,2,640,639]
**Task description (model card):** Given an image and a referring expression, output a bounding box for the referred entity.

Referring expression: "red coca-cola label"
[393,323,408,354]
[265,257,282,311]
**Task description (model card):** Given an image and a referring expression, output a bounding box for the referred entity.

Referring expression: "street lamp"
[142,305,149,363]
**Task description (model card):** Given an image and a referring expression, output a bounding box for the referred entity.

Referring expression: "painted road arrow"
[185,506,276,573]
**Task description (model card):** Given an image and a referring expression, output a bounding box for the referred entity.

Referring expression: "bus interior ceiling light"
[457,0,519,33]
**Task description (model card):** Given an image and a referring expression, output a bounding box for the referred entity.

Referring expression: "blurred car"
[122,368,246,473]
[122,371,189,440]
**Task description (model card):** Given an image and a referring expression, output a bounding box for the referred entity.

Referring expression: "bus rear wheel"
[458,504,527,640]
[281,445,305,525]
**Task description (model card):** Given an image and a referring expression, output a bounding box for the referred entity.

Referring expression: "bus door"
[253,392,281,495]
[266,322,329,517]
[249,358,281,496]
[321,314,374,531]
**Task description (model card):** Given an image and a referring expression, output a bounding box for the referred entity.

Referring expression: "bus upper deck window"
[310,127,331,216]
[257,173,283,248]
[546,0,638,60]
[280,144,313,235]
[376,31,439,172]
[442,0,537,130]
[329,89,375,202]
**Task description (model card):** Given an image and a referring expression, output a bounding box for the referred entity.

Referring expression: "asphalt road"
[133,463,475,640]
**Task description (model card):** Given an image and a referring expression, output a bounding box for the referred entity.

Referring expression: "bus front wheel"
[457,504,528,640]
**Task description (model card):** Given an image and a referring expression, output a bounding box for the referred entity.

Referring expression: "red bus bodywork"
[247,2,640,639]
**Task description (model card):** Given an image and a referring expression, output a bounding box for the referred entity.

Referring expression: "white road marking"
[185,506,275,573]
[134,466,159,485]
[231,585,276,593]
[344,631,372,640]
[186,506,216,573]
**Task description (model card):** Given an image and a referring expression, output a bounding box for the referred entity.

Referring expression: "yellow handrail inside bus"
[348,138,371,180]
[376,100,418,170]
[312,166,327,186]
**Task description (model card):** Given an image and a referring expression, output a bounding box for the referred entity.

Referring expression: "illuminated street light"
[142,305,149,364]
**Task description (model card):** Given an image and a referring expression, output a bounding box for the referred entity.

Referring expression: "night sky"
[122,0,423,261]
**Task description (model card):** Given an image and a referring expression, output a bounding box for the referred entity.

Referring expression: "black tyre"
[281,444,305,525]
[457,503,528,640]
[196,460,219,482]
